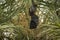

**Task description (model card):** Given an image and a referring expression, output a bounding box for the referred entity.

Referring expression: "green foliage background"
[0,0,60,40]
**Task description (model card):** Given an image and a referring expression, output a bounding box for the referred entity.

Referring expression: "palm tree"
[0,0,60,40]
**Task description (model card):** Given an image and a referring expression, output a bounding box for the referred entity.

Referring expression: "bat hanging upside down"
[29,0,39,29]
